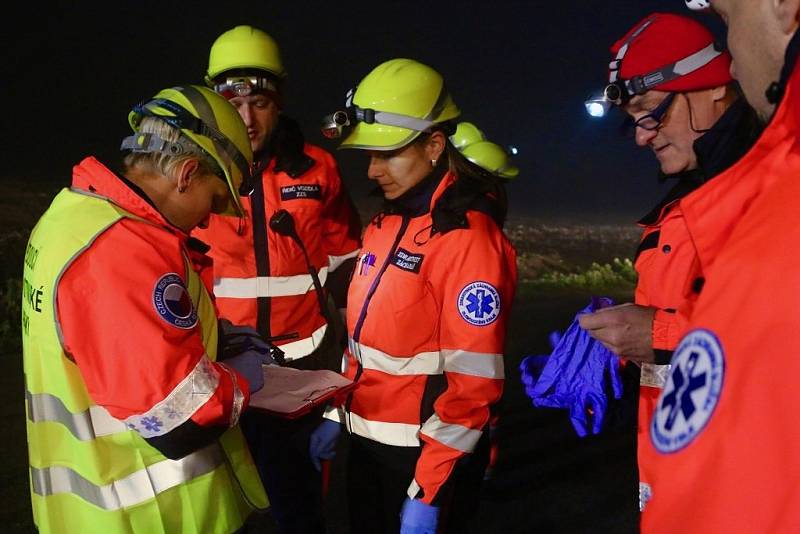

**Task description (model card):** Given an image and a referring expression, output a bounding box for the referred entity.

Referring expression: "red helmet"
[608,13,731,100]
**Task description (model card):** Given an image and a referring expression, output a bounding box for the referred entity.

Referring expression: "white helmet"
[685,0,711,11]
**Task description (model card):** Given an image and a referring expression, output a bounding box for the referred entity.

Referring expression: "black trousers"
[240,327,342,534]
[346,432,489,534]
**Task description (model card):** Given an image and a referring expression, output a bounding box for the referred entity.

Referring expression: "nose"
[634,126,658,147]
[367,156,383,180]
[238,104,254,127]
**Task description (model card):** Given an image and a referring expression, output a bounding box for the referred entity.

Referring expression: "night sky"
[6,0,727,224]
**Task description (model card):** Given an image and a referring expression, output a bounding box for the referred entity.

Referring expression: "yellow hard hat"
[461,140,519,180]
[124,85,254,216]
[331,58,460,150]
[450,121,485,150]
[206,25,286,83]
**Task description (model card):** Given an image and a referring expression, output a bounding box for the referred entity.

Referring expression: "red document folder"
[248,365,356,419]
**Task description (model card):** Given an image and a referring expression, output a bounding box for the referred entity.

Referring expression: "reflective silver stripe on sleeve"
[347,412,420,447]
[407,479,421,499]
[323,405,345,425]
[214,268,329,298]
[328,249,360,273]
[26,390,128,441]
[349,338,443,376]
[123,356,220,438]
[640,363,671,388]
[419,414,482,453]
[30,442,224,510]
[217,364,245,426]
[442,349,504,379]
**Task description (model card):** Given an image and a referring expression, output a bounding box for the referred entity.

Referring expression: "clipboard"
[248,365,356,419]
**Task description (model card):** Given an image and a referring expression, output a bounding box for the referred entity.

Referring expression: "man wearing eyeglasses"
[194,25,362,533]
[577,12,759,514]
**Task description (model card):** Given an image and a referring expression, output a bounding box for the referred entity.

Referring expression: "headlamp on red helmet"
[585,13,730,119]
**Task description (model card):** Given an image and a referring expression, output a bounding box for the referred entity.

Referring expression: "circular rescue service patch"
[152,273,198,329]
[457,281,501,326]
[650,328,725,453]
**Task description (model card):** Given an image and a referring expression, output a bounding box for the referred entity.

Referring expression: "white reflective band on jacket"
[213,267,329,298]
[349,338,504,379]
[31,443,225,511]
[123,356,226,438]
[329,249,359,273]
[280,323,328,361]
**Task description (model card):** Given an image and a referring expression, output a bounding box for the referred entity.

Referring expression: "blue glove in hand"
[219,319,278,365]
[309,419,342,471]
[400,497,439,534]
[223,350,272,393]
[520,296,623,437]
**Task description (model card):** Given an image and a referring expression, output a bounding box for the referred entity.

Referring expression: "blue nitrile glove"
[521,296,623,437]
[520,330,562,393]
[309,419,342,471]
[219,319,278,365]
[400,497,439,534]
[223,350,272,393]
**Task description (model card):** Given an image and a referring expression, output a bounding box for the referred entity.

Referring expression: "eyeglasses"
[627,92,678,133]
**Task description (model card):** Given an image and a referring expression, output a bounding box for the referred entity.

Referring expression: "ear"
[710,84,728,102]
[424,130,447,162]
[775,0,800,34]
[175,158,201,193]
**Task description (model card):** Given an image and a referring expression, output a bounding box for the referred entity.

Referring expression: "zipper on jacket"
[345,215,410,427]
[250,169,271,339]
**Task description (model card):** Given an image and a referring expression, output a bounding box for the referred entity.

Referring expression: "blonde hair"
[122,117,220,179]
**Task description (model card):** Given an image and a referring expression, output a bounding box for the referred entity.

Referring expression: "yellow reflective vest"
[23,182,267,533]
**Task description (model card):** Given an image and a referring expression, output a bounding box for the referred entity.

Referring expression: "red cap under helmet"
[609,12,732,94]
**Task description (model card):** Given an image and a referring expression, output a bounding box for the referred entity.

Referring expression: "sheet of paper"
[248,365,354,416]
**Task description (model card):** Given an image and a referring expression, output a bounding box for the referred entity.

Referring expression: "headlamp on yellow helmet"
[321,58,460,151]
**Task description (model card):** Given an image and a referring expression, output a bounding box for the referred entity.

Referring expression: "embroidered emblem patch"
[280,183,322,201]
[457,281,501,326]
[152,273,198,329]
[650,328,724,453]
[358,252,376,276]
[391,248,424,274]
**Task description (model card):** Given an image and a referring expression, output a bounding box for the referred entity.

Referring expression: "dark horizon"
[5,0,727,226]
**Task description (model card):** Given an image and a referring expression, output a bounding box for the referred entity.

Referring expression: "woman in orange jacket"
[310,58,518,533]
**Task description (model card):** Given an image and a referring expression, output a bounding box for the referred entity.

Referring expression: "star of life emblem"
[457,281,501,326]
[650,328,724,453]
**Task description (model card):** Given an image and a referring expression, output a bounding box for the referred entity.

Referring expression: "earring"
[431,159,437,167]
[178,185,187,193]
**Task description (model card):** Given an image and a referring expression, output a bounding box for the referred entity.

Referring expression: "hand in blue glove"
[223,350,273,393]
[400,497,439,534]
[219,319,278,364]
[520,296,623,437]
[309,419,342,471]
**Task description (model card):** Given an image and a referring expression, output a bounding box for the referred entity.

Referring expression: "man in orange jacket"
[194,26,362,533]
[641,1,800,530]
[577,12,759,513]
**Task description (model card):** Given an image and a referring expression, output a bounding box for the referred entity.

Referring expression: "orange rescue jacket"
[641,47,800,533]
[195,143,361,361]
[326,172,517,505]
